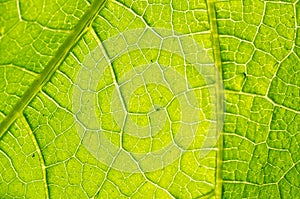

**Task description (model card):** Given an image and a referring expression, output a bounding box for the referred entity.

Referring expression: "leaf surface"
[0,0,299,198]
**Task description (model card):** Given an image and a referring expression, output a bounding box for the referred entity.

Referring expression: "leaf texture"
[0,0,299,198]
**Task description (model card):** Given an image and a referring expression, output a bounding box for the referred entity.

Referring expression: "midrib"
[0,0,107,138]
[207,0,224,198]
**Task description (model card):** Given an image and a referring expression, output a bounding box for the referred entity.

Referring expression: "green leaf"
[0,0,299,198]
[216,0,300,198]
